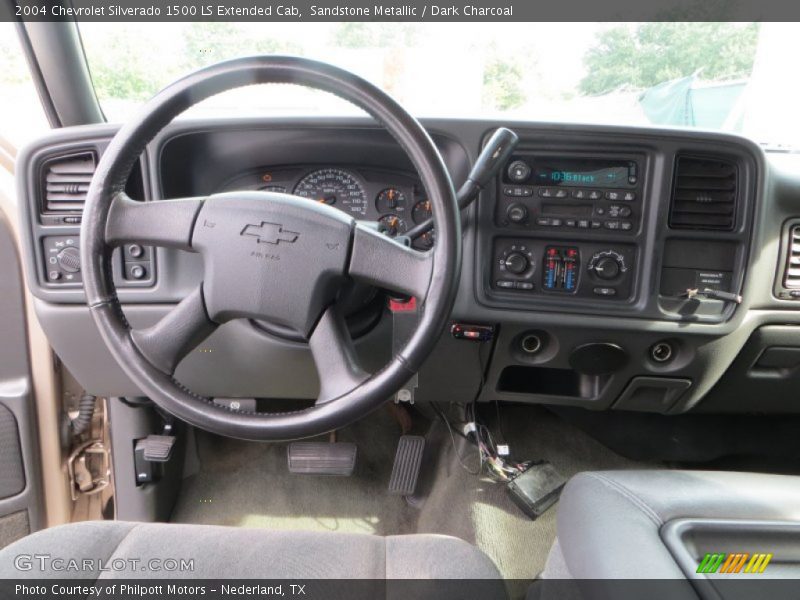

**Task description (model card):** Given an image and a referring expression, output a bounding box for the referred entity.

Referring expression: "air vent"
[41,152,96,213]
[783,225,800,289]
[669,156,737,231]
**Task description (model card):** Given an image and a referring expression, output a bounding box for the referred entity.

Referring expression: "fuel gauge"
[376,188,407,213]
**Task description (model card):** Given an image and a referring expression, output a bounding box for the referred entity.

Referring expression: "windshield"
[79,22,800,148]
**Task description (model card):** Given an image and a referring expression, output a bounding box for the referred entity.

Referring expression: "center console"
[485,148,646,308]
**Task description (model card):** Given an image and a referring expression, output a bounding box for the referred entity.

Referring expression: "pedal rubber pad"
[388,435,425,496]
[141,435,177,463]
[287,442,357,476]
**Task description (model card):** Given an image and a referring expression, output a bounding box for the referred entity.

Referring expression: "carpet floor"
[170,404,655,590]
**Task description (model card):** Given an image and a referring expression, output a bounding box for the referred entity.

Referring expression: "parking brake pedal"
[287,442,357,476]
[388,435,425,496]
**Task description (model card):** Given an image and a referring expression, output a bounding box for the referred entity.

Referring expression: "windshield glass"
[79,22,800,148]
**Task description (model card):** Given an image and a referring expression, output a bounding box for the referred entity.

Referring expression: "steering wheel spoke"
[130,286,217,375]
[349,223,433,299]
[105,192,205,251]
[308,304,369,405]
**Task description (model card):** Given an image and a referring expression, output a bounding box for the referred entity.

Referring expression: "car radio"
[496,154,642,234]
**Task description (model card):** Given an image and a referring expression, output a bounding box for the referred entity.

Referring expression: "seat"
[541,469,800,594]
[0,521,503,591]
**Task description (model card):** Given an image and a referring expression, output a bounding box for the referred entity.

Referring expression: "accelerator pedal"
[388,435,425,496]
[287,442,357,476]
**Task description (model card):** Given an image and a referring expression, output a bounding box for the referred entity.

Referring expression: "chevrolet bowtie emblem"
[241,222,299,245]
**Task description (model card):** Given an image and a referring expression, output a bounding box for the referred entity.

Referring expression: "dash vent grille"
[41,152,96,213]
[669,156,737,231]
[783,225,800,289]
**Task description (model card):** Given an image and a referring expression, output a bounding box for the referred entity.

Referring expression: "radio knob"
[593,255,621,280]
[56,246,81,273]
[506,203,528,223]
[507,160,531,183]
[504,252,529,275]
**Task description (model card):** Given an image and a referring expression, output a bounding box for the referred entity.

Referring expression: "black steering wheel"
[81,56,461,441]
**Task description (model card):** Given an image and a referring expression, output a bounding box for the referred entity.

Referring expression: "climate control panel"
[492,239,635,300]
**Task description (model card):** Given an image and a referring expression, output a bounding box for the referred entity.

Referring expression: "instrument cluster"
[218,166,434,249]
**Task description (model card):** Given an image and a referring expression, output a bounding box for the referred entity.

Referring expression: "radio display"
[533,158,636,189]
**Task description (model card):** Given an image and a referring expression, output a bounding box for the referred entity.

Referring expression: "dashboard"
[14,117,800,417]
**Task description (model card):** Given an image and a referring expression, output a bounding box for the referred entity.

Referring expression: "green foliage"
[331,23,418,48]
[580,23,760,95]
[86,33,164,101]
[482,56,526,111]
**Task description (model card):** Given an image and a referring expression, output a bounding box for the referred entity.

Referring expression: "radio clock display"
[532,158,636,189]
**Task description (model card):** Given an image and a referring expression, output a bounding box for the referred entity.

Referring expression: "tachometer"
[293,168,367,217]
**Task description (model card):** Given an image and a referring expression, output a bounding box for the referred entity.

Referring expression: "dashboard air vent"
[669,156,737,231]
[42,152,96,213]
[783,225,800,289]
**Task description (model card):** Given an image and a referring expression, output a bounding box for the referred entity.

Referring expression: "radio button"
[554,189,569,198]
[572,189,588,199]
[565,219,577,227]
[593,287,617,297]
[536,217,551,226]
[591,220,602,229]
[623,192,636,201]
[604,220,621,230]
[595,207,606,216]
[577,219,590,229]
[508,160,531,182]
[504,186,533,197]
[550,218,562,227]
[538,188,554,198]
[605,191,621,201]
[621,221,633,231]
[506,203,528,223]
[588,190,602,200]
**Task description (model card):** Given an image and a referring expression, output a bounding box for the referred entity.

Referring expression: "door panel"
[0,206,43,548]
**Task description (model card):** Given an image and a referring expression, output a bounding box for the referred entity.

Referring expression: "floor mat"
[170,404,655,585]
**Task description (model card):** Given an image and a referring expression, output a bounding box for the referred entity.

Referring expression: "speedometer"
[293,168,367,217]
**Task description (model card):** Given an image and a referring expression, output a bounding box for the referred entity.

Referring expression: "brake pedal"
[388,435,425,496]
[287,442,357,476]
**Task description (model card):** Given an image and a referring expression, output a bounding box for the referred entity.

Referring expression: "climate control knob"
[504,252,529,275]
[589,252,625,281]
[56,246,81,273]
[593,257,620,280]
[506,203,528,223]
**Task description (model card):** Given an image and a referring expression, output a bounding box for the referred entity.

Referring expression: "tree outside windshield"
[7,22,800,148]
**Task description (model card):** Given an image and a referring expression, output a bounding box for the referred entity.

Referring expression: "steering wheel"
[81,56,461,441]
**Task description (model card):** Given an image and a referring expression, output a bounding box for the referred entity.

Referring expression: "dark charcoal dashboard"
[15,117,800,417]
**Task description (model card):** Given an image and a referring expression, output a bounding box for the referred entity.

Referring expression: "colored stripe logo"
[697,552,772,574]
